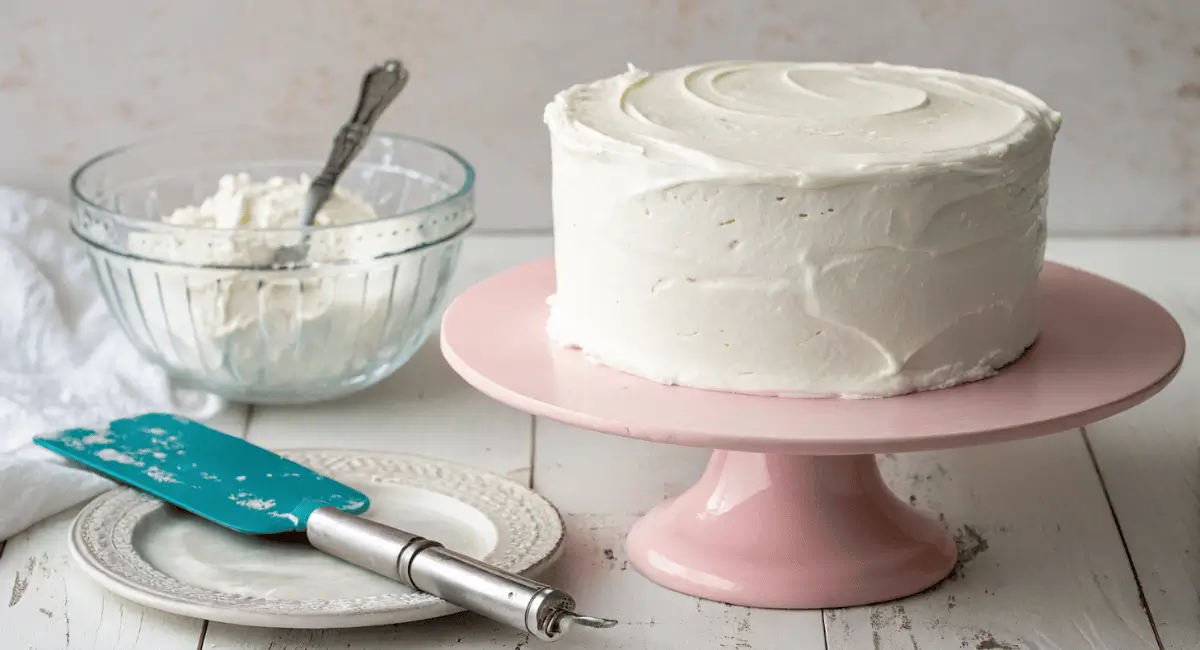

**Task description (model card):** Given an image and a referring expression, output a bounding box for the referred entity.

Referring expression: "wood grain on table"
[1,236,1197,650]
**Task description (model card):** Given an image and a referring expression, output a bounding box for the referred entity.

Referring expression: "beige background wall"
[2,0,1198,233]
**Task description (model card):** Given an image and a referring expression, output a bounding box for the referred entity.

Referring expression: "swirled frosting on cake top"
[546,61,1060,180]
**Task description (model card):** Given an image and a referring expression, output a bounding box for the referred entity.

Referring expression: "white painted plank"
[22,235,1194,649]
[200,616,534,650]
[447,235,556,301]
[1084,397,1199,650]
[0,508,206,650]
[0,404,251,650]
[233,335,535,484]
[532,421,829,649]
[533,421,712,519]
[202,235,552,649]
[823,239,1196,649]
[1049,238,1200,650]
[204,404,256,441]
[827,434,1160,649]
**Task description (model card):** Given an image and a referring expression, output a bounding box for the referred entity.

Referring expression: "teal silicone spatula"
[35,413,615,642]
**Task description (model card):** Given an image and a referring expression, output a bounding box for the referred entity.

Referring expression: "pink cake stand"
[440,259,1185,609]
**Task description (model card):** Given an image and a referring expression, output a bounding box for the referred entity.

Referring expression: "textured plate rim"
[67,448,566,629]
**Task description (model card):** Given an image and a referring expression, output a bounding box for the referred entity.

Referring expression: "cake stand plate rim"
[441,258,1185,455]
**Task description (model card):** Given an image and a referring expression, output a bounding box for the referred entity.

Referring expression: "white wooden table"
[2,235,1198,650]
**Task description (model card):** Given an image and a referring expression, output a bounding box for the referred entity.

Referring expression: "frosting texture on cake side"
[543,61,1062,398]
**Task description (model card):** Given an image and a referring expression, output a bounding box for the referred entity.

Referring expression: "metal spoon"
[273,58,410,266]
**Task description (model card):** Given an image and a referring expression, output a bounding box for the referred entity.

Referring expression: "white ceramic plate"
[68,449,565,628]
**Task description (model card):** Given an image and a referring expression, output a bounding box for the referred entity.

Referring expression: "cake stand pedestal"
[440,259,1184,609]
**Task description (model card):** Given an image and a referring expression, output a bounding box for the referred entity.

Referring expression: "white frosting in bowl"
[543,61,1061,398]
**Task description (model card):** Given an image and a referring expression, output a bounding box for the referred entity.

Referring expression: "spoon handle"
[301,59,409,225]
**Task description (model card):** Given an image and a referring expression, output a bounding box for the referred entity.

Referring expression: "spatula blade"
[34,413,369,535]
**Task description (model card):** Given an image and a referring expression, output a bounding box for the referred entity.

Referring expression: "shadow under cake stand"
[440,259,1185,609]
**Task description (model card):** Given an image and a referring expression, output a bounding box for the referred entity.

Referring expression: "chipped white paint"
[2,235,1198,649]
[1049,239,1200,650]
[826,436,1159,649]
[0,510,206,650]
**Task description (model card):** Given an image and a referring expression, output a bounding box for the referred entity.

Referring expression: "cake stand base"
[441,258,1184,609]
[626,451,955,608]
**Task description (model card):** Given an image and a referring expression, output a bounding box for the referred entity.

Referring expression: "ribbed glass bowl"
[69,129,474,404]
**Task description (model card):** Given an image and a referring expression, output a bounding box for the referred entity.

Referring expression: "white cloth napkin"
[0,188,220,542]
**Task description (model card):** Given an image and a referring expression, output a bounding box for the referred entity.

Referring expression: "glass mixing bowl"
[70,129,474,404]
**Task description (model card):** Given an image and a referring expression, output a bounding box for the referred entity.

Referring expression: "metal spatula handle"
[306,507,616,642]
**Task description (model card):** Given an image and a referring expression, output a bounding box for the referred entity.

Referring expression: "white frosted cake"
[543,61,1062,398]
